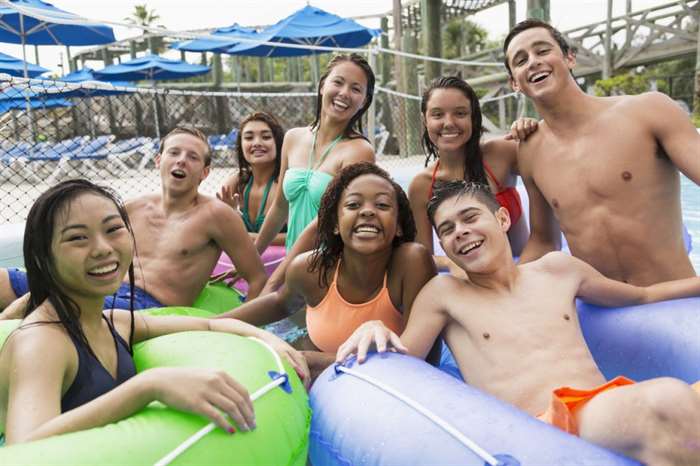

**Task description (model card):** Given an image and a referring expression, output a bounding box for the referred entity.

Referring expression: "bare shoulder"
[285,126,310,142]
[481,136,516,158]
[125,193,159,212]
[340,137,375,164]
[5,321,71,363]
[407,166,432,201]
[531,251,577,274]
[392,242,433,268]
[286,251,320,293]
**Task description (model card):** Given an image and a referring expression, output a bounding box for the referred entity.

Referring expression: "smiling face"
[434,194,511,274]
[320,61,368,123]
[240,120,277,168]
[506,27,576,100]
[423,87,473,154]
[156,132,210,193]
[51,193,133,305]
[336,174,401,255]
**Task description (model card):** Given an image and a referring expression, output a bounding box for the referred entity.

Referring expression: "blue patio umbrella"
[0,85,72,113]
[224,5,381,57]
[94,55,210,138]
[172,23,259,53]
[0,0,115,138]
[93,54,210,82]
[0,50,47,77]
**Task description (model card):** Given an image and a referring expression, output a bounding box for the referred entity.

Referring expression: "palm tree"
[124,5,163,53]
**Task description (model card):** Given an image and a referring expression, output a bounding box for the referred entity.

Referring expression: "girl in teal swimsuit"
[254,53,377,254]
[218,112,286,245]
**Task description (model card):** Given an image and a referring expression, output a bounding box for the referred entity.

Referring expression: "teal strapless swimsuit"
[241,175,274,233]
[282,131,342,251]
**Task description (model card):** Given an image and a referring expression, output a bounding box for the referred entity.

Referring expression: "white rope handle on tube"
[336,364,500,466]
[153,337,287,466]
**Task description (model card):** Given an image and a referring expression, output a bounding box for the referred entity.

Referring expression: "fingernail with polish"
[227,426,236,434]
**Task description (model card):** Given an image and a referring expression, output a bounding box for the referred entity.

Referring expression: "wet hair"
[310,53,376,140]
[235,112,285,197]
[421,76,488,186]
[159,126,212,167]
[22,179,136,357]
[503,19,577,77]
[427,180,501,228]
[309,162,416,288]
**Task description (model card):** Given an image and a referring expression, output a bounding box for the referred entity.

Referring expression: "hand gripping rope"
[334,363,520,466]
[153,337,291,466]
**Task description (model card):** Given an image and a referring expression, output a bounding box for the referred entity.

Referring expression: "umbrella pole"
[19,14,36,142]
[152,81,161,140]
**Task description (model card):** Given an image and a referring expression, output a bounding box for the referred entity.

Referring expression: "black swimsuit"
[61,316,136,412]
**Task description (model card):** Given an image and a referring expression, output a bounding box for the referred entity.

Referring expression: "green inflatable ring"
[192,282,243,315]
[0,308,310,465]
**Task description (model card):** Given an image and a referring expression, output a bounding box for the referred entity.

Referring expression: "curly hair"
[308,162,416,288]
[234,112,285,197]
[310,53,376,140]
[421,76,488,186]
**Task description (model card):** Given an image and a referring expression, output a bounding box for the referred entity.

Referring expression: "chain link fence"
[0,73,520,223]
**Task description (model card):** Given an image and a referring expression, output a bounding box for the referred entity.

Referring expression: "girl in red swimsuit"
[408,76,534,266]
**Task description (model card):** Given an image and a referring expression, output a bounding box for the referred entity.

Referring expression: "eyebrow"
[511,40,554,60]
[60,214,122,234]
[436,206,481,232]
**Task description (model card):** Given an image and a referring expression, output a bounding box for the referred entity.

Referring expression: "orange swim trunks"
[538,377,700,436]
[537,376,635,435]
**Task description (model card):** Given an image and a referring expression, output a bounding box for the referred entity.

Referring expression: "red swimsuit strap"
[482,160,504,192]
[428,159,440,199]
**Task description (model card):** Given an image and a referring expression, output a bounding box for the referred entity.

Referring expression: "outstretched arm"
[570,253,700,306]
[336,277,449,363]
[4,325,257,444]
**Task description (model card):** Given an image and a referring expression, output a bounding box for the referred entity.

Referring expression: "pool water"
[682,175,700,272]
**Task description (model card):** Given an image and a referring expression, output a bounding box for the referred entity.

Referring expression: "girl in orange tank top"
[217,162,437,381]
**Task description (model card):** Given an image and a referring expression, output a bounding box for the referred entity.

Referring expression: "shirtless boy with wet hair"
[337,181,700,466]
[0,127,266,316]
[504,19,700,286]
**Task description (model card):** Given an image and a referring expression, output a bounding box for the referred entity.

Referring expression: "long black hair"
[23,179,136,357]
[310,53,376,140]
[235,111,285,197]
[308,162,416,288]
[421,76,488,186]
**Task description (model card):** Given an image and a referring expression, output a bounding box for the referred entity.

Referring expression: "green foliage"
[442,19,488,59]
[593,72,650,96]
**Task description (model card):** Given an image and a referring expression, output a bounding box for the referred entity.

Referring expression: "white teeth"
[89,263,118,275]
[529,71,549,83]
[355,225,380,233]
[459,240,483,254]
[172,169,186,178]
[333,99,349,110]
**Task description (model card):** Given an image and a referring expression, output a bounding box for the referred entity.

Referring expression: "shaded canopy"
[0,51,47,77]
[93,54,210,82]
[0,0,115,46]
[225,5,380,57]
[172,23,259,53]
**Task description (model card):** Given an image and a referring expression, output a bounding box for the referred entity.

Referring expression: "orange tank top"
[306,261,405,353]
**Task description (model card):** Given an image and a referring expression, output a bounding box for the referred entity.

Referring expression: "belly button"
[483,332,490,340]
[563,314,570,321]
[621,171,632,181]
[552,199,559,208]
